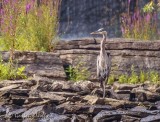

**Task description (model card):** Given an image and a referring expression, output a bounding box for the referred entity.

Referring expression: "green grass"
[111,70,160,85]
[65,61,90,82]
[0,57,27,80]
[108,66,160,85]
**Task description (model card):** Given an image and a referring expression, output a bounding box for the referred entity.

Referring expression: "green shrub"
[149,71,160,84]
[108,75,115,85]
[121,1,158,40]
[65,62,90,82]
[118,68,160,84]
[0,0,60,52]
[118,74,128,84]
[0,58,27,80]
[139,71,147,83]
[128,66,139,84]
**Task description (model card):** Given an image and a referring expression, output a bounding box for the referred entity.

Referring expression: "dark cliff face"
[58,0,149,39]
[59,0,127,39]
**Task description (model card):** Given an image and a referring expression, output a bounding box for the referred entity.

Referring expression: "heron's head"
[90,28,107,35]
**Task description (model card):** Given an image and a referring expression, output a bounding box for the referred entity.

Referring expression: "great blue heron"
[91,28,111,98]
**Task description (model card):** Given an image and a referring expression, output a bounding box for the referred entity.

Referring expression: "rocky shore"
[1,76,160,122]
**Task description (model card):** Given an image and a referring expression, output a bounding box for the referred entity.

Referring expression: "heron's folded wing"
[97,55,100,77]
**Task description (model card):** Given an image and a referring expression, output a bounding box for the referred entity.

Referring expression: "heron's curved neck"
[100,34,106,55]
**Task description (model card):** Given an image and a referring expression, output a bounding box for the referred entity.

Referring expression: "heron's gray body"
[97,34,111,98]
[97,53,111,85]
[91,28,111,98]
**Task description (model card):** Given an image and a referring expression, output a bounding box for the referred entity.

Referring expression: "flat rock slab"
[22,105,51,119]
[93,110,125,122]
[1,51,67,80]
[49,92,77,97]
[113,82,139,90]
[23,100,50,108]
[39,92,66,102]
[55,102,87,114]
[39,113,71,122]
[0,84,20,91]
[121,115,141,122]
[81,105,113,114]
[0,106,6,115]
[140,114,160,122]
[93,110,145,122]
[83,95,105,105]
[9,89,30,95]
[1,80,30,86]
[131,106,159,115]
[6,108,27,119]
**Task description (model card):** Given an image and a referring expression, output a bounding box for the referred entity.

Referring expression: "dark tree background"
[59,0,150,39]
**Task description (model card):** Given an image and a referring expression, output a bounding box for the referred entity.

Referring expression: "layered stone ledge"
[54,38,160,81]
[1,38,160,81]
[0,51,67,80]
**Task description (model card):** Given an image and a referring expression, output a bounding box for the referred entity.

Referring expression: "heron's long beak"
[90,31,99,35]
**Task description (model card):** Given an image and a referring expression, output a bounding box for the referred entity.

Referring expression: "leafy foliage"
[0,57,27,80]
[0,0,60,52]
[143,1,155,13]
[118,69,160,85]
[149,71,159,84]
[139,71,148,83]
[128,66,139,84]
[65,62,90,82]
[118,75,128,84]
[108,75,116,85]
[106,65,160,85]
[121,1,159,40]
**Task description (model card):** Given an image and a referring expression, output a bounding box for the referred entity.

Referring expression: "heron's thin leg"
[100,79,103,88]
[103,77,108,98]
[102,81,105,98]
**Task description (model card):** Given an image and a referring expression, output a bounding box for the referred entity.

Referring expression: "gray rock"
[81,105,113,115]
[55,102,86,114]
[130,106,158,117]
[47,92,77,98]
[39,113,70,122]
[113,82,139,91]
[1,51,67,80]
[132,88,160,102]
[93,110,124,122]
[114,90,131,94]
[71,114,92,122]
[140,114,160,122]
[54,39,160,81]
[49,82,63,91]
[77,114,92,122]
[74,81,97,91]
[121,115,141,122]
[155,87,160,93]
[83,95,105,105]
[155,101,160,110]
[0,106,6,115]
[66,96,82,102]
[6,108,27,119]
[39,92,66,103]
[22,105,51,119]
[0,84,20,91]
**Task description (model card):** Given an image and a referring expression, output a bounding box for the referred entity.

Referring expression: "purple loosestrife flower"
[26,3,31,13]
[0,9,4,15]
[146,14,151,22]
[128,0,131,4]
[4,0,9,3]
